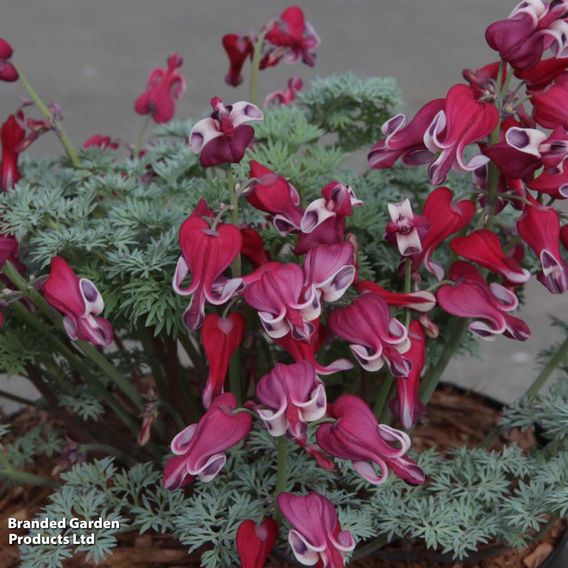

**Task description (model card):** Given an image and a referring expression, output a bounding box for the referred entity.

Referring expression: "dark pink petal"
[201,313,245,408]
[356,281,436,313]
[236,519,279,568]
[0,113,25,191]
[450,229,530,284]
[222,34,254,87]
[532,83,568,129]
[0,38,18,82]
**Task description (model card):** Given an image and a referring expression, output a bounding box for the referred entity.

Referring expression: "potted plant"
[1,2,568,567]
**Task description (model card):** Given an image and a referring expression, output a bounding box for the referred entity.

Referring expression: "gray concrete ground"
[1,0,568,563]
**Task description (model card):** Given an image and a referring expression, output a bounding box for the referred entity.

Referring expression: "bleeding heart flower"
[390,321,426,430]
[437,261,531,340]
[265,76,303,106]
[328,294,411,377]
[190,98,263,167]
[368,98,444,169]
[244,263,320,341]
[0,39,18,82]
[163,393,252,489]
[245,161,303,233]
[486,0,568,70]
[410,187,476,280]
[0,113,25,191]
[356,281,436,313]
[83,135,120,150]
[277,492,355,568]
[316,395,425,485]
[43,256,113,346]
[303,242,356,303]
[173,205,242,330]
[255,361,326,439]
[201,313,245,408]
[451,229,531,284]
[385,198,429,256]
[236,518,279,568]
[262,7,320,68]
[424,84,499,185]
[517,200,568,293]
[222,33,255,87]
[134,53,185,124]
[296,181,362,254]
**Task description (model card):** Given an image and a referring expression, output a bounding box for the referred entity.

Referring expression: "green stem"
[403,257,412,328]
[134,115,151,155]
[0,467,59,487]
[249,31,266,105]
[419,317,468,406]
[482,335,568,448]
[351,534,390,561]
[16,68,80,168]
[0,388,35,406]
[274,436,289,523]
[373,373,393,420]
[227,168,241,277]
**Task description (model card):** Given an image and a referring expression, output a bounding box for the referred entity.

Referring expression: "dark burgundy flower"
[163,393,252,489]
[262,7,320,68]
[134,53,186,123]
[201,313,245,408]
[43,256,113,346]
[265,76,303,106]
[277,492,355,568]
[222,33,255,87]
[316,395,425,485]
[0,113,25,191]
[83,135,120,150]
[189,98,263,167]
[236,518,279,568]
[485,0,568,70]
[0,39,18,82]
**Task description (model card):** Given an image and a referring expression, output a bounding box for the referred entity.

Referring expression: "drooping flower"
[201,313,245,408]
[328,294,410,377]
[0,39,18,82]
[423,84,499,185]
[173,206,242,330]
[0,113,25,191]
[356,280,436,313]
[385,198,428,256]
[517,201,568,293]
[437,261,531,340]
[265,76,303,106]
[189,98,263,167]
[390,321,426,430]
[277,492,355,568]
[240,226,270,267]
[134,53,186,124]
[163,393,252,489]
[43,256,113,346]
[316,395,425,485]
[296,181,362,254]
[561,224,568,250]
[245,161,303,233]
[236,518,279,568]
[411,187,476,280]
[83,135,120,150]
[222,33,255,87]
[368,98,444,169]
[244,263,320,341]
[450,229,531,284]
[262,7,320,68]
[531,76,568,129]
[255,361,326,439]
[275,320,353,375]
[303,242,356,303]
[486,0,568,70]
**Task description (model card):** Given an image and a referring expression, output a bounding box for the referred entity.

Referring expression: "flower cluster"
[2,1,568,565]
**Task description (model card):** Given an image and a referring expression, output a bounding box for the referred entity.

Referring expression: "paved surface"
[1,1,568,563]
